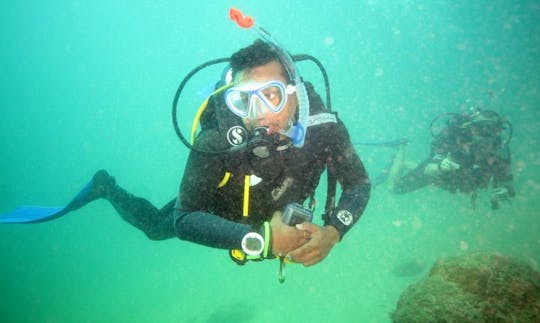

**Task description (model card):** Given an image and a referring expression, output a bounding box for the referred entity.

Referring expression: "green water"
[1,1,539,322]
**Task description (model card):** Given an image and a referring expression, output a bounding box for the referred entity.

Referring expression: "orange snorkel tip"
[229,8,254,28]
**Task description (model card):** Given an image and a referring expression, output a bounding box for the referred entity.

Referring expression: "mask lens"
[225,81,288,118]
[259,84,286,112]
[225,90,251,118]
[474,120,499,137]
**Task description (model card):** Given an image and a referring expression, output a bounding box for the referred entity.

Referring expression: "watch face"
[245,237,263,250]
[242,232,264,256]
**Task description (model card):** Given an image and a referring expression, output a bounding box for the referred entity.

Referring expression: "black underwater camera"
[281,203,313,226]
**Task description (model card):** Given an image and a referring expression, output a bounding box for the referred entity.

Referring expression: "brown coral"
[392,253,540,322]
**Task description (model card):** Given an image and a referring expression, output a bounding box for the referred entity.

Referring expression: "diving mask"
[225,80,296,119]
[229,7,310,148]
[472,120,502,138]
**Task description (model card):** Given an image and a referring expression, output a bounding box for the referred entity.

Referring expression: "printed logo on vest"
[227,126,247,146]
[336,210,353,226]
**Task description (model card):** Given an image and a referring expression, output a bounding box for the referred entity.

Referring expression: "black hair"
[230,40,290,82]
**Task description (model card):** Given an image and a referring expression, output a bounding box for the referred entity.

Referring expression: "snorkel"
[229,8,310,148]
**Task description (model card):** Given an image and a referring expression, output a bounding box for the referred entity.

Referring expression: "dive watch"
[241,232,265,256]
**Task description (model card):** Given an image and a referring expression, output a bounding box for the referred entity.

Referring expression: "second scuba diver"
[389,108,514,209]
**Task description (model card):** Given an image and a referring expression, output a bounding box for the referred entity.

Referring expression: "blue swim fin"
[0,206,65,223]
[0,170,114,224]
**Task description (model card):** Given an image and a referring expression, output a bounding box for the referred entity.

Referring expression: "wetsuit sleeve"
[323,119,371,239]
[174,206,252,249]
[174,129,253,250]
[392,158,436,194]
[392,131,450,194]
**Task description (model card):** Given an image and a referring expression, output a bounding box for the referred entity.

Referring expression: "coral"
[392,253,540,322]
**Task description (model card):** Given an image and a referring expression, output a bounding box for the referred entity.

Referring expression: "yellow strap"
[190,83,234,144]
[218,172,231,188]
[187,83,234,189]
[243,175,250,217]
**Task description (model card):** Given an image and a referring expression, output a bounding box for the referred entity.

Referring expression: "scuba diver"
[1,9,370,280]
[389,108,514,209]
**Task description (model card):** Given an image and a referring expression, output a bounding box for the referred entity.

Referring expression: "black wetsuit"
[173,83,370,250]
[106,83,370,252]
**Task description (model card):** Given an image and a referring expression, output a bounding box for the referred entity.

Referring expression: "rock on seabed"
[392,252,540,322]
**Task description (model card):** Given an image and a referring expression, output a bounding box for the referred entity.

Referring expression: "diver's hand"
[287,223,339,267]
[426,156,461,176]
[269,211,310,257]
[439,156,461,172]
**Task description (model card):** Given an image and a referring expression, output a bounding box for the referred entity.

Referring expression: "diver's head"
[465,110,507,162]
[469,109,505,139]
[226,40,298,137]
[230,40,293,84]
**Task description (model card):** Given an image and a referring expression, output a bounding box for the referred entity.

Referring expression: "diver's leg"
[93,170,176,240]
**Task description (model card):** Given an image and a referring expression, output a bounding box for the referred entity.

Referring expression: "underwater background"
[1,1,539,322]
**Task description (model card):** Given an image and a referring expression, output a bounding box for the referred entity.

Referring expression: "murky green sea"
[1,1,539,322]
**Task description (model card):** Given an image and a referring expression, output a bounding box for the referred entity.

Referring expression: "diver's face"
[234,60,297,135]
